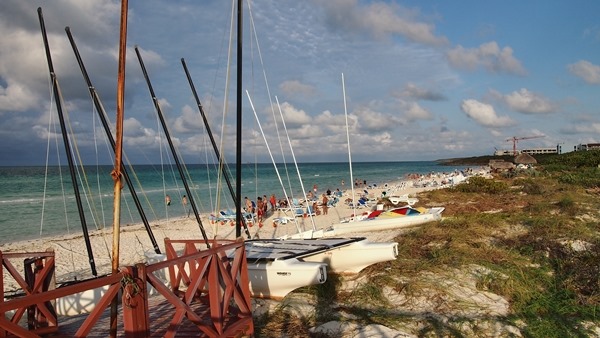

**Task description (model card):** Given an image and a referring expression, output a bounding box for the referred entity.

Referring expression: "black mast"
[235,0,243,238]
[37,8,97,276]
[65,27,161,254]
[180,58,251,239]
[134,46,210,247]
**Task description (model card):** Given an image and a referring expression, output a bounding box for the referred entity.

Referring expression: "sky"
[1,0,599,166]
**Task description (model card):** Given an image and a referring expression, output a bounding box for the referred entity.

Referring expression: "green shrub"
[556,168,600,188]
[453,176,509,194]
[516,178,544,195]
[556,196,578,215]
[541,150,600,169]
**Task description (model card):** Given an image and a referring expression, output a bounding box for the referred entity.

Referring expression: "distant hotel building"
[521,148,558,155]
[574,143,600,151]
[494,147,558,156]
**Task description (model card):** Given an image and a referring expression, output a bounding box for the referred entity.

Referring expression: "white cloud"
[394,83,446,101]
[279,80,317,98]
[560,122,600,134]
[0,0,122,116]
[172,105,203,133]
[0,80,39,112]
[404,102,434,121]
[567,60,600,84]
[354,107,402,132]
[123,117,159,147]
[503,88,556,114]
[460,99,515,128]
[279,102,313,126]
[313,0,448,45]
[447,41,527,75]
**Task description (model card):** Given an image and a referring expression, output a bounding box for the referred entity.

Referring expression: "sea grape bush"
[453,176,508,194]
[540,150,600,168]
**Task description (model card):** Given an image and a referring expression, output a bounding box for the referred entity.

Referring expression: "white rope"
[246,0,296,201]
[247,92,304,233]
[40,79,54,236]
[275,97,316,232]
[213,0,236,217]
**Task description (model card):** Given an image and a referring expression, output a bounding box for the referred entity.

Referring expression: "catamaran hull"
[247,260,327,300]
[55,285,110,316]
[145,252,327,300]
[282,207,444,239]
[299,240,398,274]
[244,238,398,275]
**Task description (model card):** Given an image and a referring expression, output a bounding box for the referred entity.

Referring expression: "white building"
[521,148,558,155]
[575,143,600,151]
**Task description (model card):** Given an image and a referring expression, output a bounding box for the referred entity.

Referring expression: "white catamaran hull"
[55,285,110,316]
[244,237,398,275]
[247,259,327,300]
[281,207,445,239]
[145,251,327,300]
[299,240,398,274]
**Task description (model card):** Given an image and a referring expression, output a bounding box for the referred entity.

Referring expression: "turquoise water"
[0,162,468,244]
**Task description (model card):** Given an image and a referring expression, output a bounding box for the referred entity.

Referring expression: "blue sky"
[1,0,599,166]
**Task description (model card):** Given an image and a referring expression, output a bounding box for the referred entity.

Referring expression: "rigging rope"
[57,82,112,260]
[247,92,304,234]
[247,0,296,206]
[275,97,316,232]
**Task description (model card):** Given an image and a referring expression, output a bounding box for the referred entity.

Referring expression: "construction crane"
[506,135,544,155]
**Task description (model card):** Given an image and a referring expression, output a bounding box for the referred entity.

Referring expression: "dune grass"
[252,151,600,337]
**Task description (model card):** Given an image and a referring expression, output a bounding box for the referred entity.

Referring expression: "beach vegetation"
[252,151,599,337]
[451,175,509,194]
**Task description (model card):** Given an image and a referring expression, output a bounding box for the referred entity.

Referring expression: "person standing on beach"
[256,197,264,224]
[165,194,171,206]
[263,195,268,215]
[322,194,328,215]
[244,197,253,213]
[182,195,189,217]
[269,194,276,212]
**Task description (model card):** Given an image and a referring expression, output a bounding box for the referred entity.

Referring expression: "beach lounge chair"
[348,197,369,209]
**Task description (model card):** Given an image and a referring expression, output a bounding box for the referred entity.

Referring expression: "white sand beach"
[1,169,485,291]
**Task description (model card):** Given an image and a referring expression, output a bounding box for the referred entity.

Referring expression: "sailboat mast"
[110,1,128,334]
[37,7,97,276]
[134,47,210,247]
[65,27,161,254]
[181,58,251,238]
[235,0,243,238]
[342,74,356,214]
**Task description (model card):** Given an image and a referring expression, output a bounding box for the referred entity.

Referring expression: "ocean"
[0,161,469,244]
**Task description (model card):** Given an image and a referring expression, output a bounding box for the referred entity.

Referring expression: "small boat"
[145,249,327,300]
[145,236,398,299]
[280,205,444,239]
[55,283,110,316]
[244,237,397,275]
[246,259,327,300]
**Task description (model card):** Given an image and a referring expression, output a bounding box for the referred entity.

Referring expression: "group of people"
[354,178,367,188]
[244,194,278,223]
[166,179,350,223]
[311,193,329,216]
[165,194,191,217]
